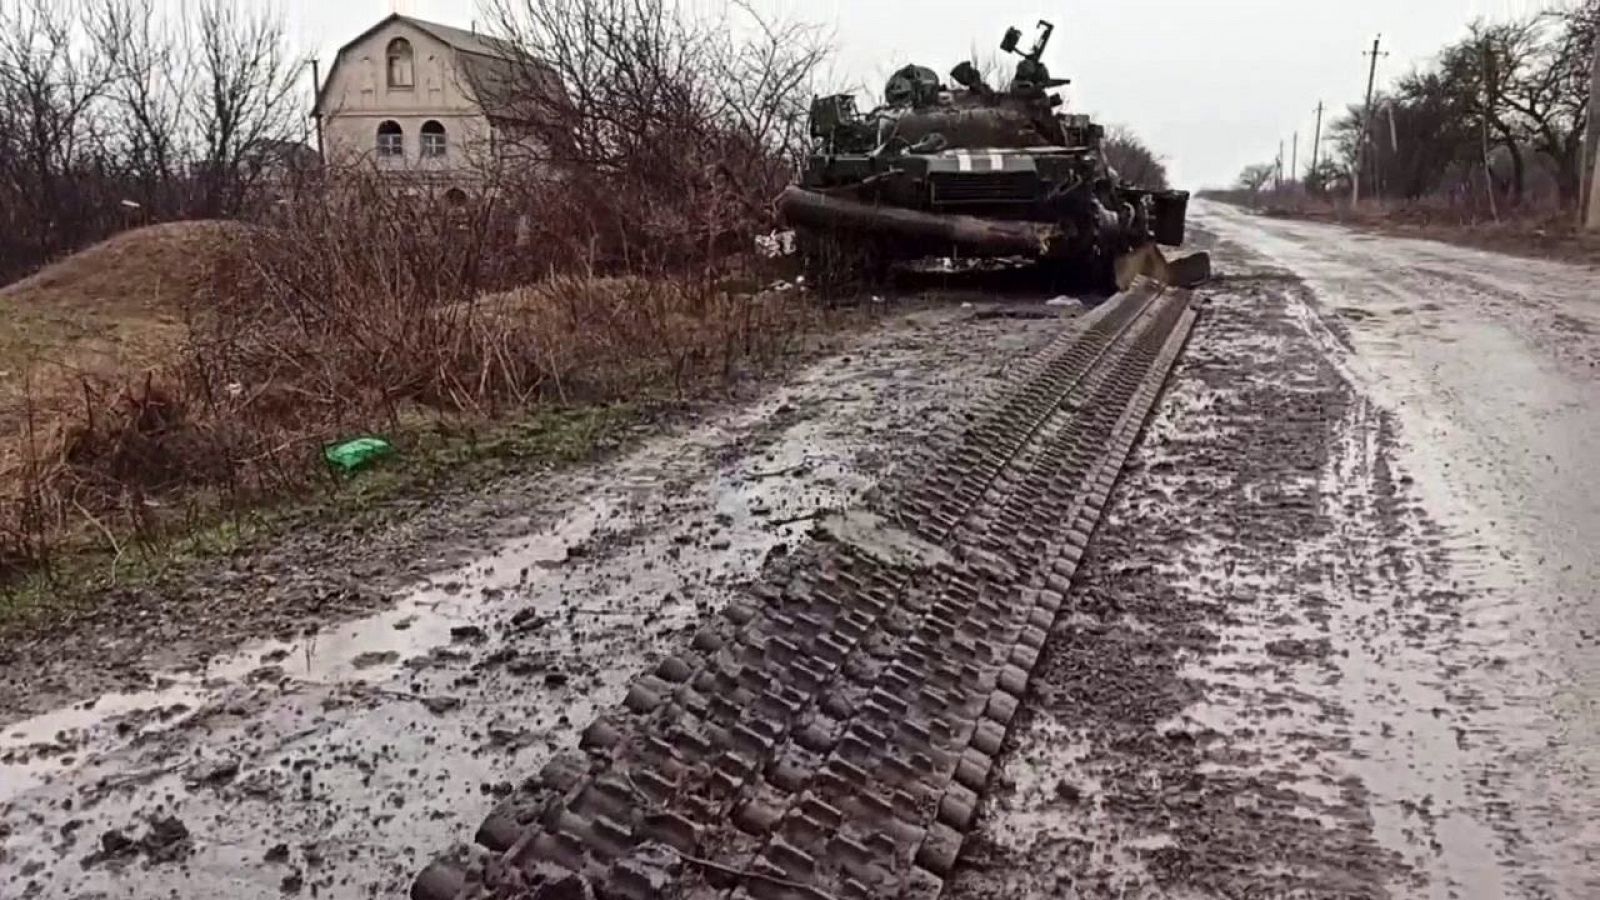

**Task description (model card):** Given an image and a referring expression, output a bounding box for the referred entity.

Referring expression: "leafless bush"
[1102,126,1171,190]
[215,174,820,412]
[0,172,826,579]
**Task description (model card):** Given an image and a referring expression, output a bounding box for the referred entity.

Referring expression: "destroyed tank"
[780,22,1204,291]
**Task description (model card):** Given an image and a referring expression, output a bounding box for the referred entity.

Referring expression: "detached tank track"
[413,282,1199,900]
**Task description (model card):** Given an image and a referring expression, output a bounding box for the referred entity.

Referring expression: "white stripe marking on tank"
[958,152,973,172]
[990,153,1004,171]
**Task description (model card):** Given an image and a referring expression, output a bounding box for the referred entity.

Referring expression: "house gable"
[316,18,477,119]
[314,15,524,117]
[314,14,548,176]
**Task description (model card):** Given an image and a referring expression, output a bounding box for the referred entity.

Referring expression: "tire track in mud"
[1210,206,1600,897]
[410,283,1198,900]
[943,275,1411,899]
[943,243,1600,899]
[929,207,1600,900]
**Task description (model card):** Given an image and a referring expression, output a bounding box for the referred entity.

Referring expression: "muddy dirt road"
[4,203,1599,900]
[0,304,1068,899]
[949,202,1600,900]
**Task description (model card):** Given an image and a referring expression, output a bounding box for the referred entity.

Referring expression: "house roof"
[242,138,320,171]
[314,14,526,115]
[394,16,521,61]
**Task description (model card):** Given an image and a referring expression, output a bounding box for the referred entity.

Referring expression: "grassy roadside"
[0,401,649,629]
[1274,208,1600,268]
[1204,194,1600,268]
[0,197,862,639]
[0,219,830,614]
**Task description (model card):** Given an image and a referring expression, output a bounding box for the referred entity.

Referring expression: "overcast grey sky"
[284,0,1565,187]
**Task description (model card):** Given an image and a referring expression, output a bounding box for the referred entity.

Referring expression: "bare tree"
[92,0,188,192]
[1505,4,1598,206]
[1103,126,1170,190]
[0,0,120,266]
[188,0,306,216]
[1237,163,1277,194]
[478,0,830,272]
[1439,21,1536,202]
[0,0,307,284]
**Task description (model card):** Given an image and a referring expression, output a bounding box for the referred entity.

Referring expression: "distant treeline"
[1231,2,1597,211]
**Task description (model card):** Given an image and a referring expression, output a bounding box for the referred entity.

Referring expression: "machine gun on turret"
[1001,21,1070,95]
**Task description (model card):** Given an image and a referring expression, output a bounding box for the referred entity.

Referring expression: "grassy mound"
[0,221,250,433]
[0,220,251,316]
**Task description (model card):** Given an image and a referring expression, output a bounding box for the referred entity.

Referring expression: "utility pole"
[1353,34,1387,206]
[1583,28,1600,230]
[1311,101,1324,180]
[1277,139,1285,190]
[1291,131,1299,188]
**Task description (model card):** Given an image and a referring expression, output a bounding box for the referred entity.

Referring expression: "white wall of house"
[319,21,492,175]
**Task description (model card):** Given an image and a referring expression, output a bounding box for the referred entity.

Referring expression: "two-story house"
[313,14,521,183]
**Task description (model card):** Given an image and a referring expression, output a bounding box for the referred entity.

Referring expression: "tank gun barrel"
[778,186,1065,258]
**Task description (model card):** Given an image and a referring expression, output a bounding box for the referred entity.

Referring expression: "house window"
[377,120,403,158]
[387,38,414,89]
[421,120,447,159]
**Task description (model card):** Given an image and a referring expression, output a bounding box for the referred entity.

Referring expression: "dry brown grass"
[0,221,250,435]
[1,220,259,573]
[0,191,823,581]
[0,220,250,315]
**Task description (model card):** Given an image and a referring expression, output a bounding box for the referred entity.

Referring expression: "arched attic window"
[387,38,415,89]
[376,120,404,158]
[421,120,447,158]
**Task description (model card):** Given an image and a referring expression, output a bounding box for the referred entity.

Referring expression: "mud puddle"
[0,305,1067,899]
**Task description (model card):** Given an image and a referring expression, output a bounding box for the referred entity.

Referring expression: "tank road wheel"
[797,229,889,302]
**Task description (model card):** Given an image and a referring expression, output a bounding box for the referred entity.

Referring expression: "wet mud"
[0,304,1065,899]
[6,202,1599,900]
[947,205,1600,899]
[947,256,1402,898]
[1208,203,1600,897]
